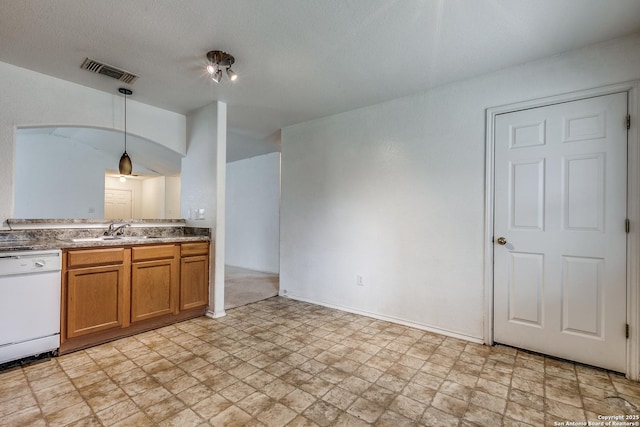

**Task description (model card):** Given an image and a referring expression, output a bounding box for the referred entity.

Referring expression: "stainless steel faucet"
[104,223,131,237]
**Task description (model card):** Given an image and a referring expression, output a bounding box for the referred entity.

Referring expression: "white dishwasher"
[0,250,62,364]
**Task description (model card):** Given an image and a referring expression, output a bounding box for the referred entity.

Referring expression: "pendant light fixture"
[118,87,133,175]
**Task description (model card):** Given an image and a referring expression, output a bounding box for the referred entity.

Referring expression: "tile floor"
[2,297,640,426]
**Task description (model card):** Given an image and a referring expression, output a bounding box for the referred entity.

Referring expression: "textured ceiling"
[2,0,640,141]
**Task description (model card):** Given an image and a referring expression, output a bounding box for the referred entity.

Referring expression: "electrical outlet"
[357,275,364,286]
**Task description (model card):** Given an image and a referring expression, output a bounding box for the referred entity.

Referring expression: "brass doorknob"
[496,237,507,245]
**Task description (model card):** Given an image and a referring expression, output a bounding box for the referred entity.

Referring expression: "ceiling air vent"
[81,58,138,84]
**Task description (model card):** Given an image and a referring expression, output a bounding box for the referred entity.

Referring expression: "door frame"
[484,81,640,379]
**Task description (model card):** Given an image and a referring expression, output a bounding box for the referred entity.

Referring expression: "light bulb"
[212,68,222,83]
[227,68,238,81]
[206,64,215,75]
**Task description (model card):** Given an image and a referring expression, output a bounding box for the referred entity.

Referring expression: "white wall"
[226,152,280,273]
[227,130,280,163]
[281,33,640,341]
[182,101,227,317]
[15,134,108,218]
[182,103,220,229]
[165,176,181,219]
[0,61,186,226]
[141,176,166,219]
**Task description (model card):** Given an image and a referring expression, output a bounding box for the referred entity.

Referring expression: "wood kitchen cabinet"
[61,240,210,354]
[180,242,210,310]
[64,248,130,339]
[130,244,180,322]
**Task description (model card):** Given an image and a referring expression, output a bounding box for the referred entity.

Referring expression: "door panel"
[510,120,545,148]
[494,92,627,372]
[563,111,605,142]
[510,159,545,230]
[561,256,603,337]
[563,154,604,231]
[105,188,132,219]
[508,252,544,327]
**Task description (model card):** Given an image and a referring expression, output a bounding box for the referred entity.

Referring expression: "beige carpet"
[224,265,279,309]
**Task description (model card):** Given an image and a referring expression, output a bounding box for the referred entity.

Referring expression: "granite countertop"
[0,219,211,252]
[0,235,210,252]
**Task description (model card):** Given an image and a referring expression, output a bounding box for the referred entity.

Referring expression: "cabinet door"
[67,265,126,338]
[131,258,179,322]
[180,255,209,310]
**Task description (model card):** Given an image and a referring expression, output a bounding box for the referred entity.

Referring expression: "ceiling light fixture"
[118,87,133,175]
[206,50,237,83]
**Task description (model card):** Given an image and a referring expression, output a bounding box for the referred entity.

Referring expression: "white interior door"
[493,92,628,372]
[105,188,133,219]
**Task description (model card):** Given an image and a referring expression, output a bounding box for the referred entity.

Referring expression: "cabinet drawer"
[181,242,209,257]
[67,248,125,268]
[132,244,177,262]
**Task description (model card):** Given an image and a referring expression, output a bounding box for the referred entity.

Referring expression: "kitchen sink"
[69,237,117,242]
[114,236,150,241]
[69,236,150,242]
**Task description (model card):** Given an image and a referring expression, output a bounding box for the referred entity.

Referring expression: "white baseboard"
[206,309,226,319]
[280,292,484,345]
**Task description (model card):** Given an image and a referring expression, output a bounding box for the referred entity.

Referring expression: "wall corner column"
[182,100,227,319]
[212,101,227,318]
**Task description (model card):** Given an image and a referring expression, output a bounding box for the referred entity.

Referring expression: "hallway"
[224,266,279,310]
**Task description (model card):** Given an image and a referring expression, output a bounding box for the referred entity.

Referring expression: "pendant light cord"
[118,87,133,152]
[117,87,133,175]
[123,91,127,152]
